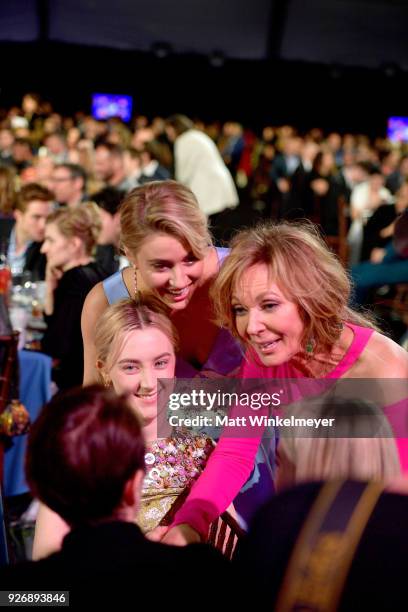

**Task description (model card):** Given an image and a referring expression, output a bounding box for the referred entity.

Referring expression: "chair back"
[325,195,349,265]
[207,511,245,560]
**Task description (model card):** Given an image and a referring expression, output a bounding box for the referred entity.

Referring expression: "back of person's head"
[14,182,54,213]
[46,202,102,255]
[95,141,124,158]
[92,186,124,217]
[26,385,145,528]
[119,180,212,260]
[165,114,194,136]
[280,396,401,485]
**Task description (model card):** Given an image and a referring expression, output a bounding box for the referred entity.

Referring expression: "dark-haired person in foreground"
[0,386,229,604]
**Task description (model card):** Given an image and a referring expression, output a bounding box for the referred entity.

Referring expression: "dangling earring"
[133,266,140,302]
[305,337,315,355]
[103,376,111,389]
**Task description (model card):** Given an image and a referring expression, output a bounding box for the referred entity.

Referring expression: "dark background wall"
[1,0,408,136]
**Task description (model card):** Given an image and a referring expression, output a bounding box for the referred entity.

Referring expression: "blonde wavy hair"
[119,180,212,260]
[94,297,178,379]
[212,221,377,354]
[46,202,102,256]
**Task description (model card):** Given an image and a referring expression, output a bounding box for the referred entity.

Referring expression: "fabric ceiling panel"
[280,0,408,69]
[0,0,38,42]
[48,0,271,59]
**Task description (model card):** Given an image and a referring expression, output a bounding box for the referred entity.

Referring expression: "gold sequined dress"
[137,432,214,533]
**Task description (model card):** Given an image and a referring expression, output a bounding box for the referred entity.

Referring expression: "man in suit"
[0,183,54,281]
[93,186,127,275]
[0,386,229,606]
[50,163,87,209]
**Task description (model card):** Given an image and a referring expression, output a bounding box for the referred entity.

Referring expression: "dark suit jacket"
[0,521,231,607]
[234,481,408,610]
[0,218,46,281]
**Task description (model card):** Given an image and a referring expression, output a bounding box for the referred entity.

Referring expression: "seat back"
[325,195,349,265]
[207,511,245,560]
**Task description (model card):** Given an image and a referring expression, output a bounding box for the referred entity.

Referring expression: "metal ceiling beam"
[37,0,50,42]
[266,0,291,60]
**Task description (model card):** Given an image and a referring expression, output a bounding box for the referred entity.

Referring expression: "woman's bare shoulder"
[82,281,109,316]
[360,331,408,378]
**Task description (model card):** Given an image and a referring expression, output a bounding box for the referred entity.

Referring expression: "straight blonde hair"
[119,180,212,260]
[94,297,178,377]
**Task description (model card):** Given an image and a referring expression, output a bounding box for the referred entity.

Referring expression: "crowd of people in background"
[1,92,408,608]
[1,92,407,337]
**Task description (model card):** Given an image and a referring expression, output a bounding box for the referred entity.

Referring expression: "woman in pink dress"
[156,221,408,545]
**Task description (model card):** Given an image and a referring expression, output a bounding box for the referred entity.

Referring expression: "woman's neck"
[289,325,354,378]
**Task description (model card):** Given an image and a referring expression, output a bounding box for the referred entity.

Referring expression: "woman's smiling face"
[108,327,176,426]
[232,263,305,366]
[133,233,205,310]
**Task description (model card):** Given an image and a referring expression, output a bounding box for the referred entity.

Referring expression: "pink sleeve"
[171,434,261,539]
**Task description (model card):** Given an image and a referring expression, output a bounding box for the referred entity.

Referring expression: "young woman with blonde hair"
[33,298,216,559]
[81,180,242,384]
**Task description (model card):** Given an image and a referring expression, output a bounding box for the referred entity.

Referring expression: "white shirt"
[175,130,239,216]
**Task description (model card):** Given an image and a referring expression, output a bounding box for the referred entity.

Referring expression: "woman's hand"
[45,264,63,293]
[44,264,63,315]
[146,524,201,546]
[370,247,386,264]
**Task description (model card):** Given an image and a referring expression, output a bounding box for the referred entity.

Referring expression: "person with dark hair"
[50,163,87,208]
[0,182,54,281]
[94,142,137,192]
[138,140,171,184]
[360,181,408,262]
[0,385,228,603]
[352,210,408,305]
[164,114,239,236]
[11,138,33,172]
[348,163,393,264]
[92,186,126,274]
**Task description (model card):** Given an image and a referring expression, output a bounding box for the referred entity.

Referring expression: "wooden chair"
[207,511,245,560]
[325,195,349,266]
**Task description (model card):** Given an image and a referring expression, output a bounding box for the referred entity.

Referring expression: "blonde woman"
[81,180,242,384]
[41,203,109,389]
[33,298,215,559]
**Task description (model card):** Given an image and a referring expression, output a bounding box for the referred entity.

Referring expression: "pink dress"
[172,323,408,538]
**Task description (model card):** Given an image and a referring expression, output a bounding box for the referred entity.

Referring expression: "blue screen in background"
[92,93,133,122]
[387,116,408,143]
